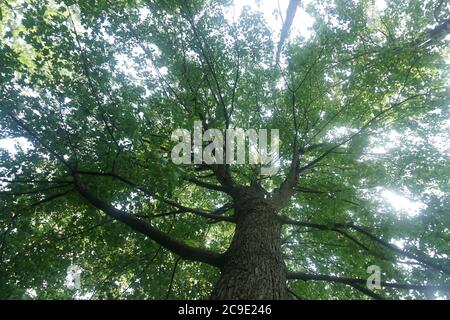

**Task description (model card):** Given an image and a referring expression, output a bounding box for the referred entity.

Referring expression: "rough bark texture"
[211,187,290,299]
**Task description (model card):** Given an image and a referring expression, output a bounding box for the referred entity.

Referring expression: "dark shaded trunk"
[211,187,290,299]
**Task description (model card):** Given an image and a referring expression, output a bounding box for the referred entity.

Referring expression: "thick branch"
[74,170,235,222]
[73,178,224,268]
[271,145,300,209]
[185,177,227,193]
[287,272,450,292]
[347,223,450,276]
[275,0,301,65]
[154,201,235,223]
[282,217,450,275]
[418,16,450,47]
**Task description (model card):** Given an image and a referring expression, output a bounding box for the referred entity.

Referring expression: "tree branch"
[73,177,224,268]
[287,271,450,292]
[165,256,181,299]
[275,0,301,65]
[184,177,227,193]
[298,93,426,174]
[347,223,450,276]
[74,170,235,222]
[282,217,450,275]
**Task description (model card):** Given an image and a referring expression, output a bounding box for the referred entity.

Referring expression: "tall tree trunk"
[211,187,290,299]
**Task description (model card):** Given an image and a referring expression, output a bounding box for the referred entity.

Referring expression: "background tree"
[0,0,449,299]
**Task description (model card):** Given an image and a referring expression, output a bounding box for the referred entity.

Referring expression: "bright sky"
[380,189,426,217]
[223,0,315,41]
[223,0,387,42]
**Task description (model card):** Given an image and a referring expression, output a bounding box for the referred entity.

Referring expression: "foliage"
[0,0,449,299]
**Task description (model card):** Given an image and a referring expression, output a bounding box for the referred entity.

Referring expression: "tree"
[0,0,449,300]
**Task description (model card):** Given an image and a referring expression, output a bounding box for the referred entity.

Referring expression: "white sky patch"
[25,288,37,298]
[390,238,406,250]
[139,6,151,20]
[365,130,401,156]
[0,137,33,155]
[381,189,426,217]
[74,291,94,300]
[115,53,141,80]
[368,0,387,28]
[429,118,450,154]
[325,126,358,141]
[224,0,315,41]
[369,146,387,154]
[374,0,387,11]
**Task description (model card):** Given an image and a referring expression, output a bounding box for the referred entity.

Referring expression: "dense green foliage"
[0,0,449,299]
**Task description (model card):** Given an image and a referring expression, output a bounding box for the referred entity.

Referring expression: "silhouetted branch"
[287,271,450,292]
[74,177,224,268]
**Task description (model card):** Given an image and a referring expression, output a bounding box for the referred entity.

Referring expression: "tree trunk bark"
[211,187,290,299]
